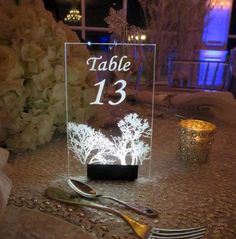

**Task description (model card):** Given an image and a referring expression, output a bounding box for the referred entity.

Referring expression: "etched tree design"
[68,113,152,165]
[131,141,150,165]
[68,123,114,165]
[110,135,131,165]
[116,113,152,165]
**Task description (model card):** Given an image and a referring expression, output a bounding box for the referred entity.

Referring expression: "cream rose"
[0,46,24,81]
[0,148,12,217]
[0,0,96,152]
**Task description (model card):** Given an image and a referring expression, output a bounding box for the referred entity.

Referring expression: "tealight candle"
[178,119,216,162]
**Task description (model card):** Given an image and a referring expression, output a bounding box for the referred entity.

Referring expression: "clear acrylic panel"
[65,42,156,180]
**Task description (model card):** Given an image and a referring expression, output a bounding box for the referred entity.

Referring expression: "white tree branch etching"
[68,123,114,165]
[131,141,150,165]
[88,130,115,165]
[110,135,131,165]
[113,113,152,165]
[68,113,152,165]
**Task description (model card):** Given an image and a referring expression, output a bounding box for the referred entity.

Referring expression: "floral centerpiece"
[0,0,96,151]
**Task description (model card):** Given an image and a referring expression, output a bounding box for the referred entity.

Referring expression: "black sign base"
[87,164,138,180]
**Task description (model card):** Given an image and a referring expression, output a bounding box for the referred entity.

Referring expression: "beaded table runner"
[3,117,236,238]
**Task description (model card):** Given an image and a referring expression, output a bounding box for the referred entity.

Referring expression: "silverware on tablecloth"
[67,178,158,218]
[45,187,207,239]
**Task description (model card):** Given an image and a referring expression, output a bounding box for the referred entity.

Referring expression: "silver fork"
[46,187,207,239]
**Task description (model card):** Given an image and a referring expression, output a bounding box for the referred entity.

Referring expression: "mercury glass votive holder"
[178,119,216,163]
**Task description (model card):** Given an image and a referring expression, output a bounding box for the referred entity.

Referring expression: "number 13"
[90,79,127,105]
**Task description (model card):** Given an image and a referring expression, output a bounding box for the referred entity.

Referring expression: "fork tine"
[149,231,206,239]
[188,236,206,239]
[152,226,205,233]
[149,235,206,239]
[186,236,206,239]
[152,230,206,237]
[149,226,206,239]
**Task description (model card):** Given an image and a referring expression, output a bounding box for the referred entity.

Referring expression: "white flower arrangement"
[0,0,96,151]
[0,147,12,217]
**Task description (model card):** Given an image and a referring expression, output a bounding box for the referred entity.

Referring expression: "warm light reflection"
[179,119,216,132]
[210,0,231,8]
[128,34,146,42]
[64,8,81,22]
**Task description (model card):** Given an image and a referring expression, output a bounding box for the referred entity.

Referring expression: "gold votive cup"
[178,119,216,163]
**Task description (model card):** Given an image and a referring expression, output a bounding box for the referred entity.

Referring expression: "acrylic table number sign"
[65,43,156,180]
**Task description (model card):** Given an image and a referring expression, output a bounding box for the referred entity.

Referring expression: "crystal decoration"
[64,8,81,22]
[210,0,230,8]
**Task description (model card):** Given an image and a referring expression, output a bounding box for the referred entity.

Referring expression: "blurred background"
[42,0,236,93]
